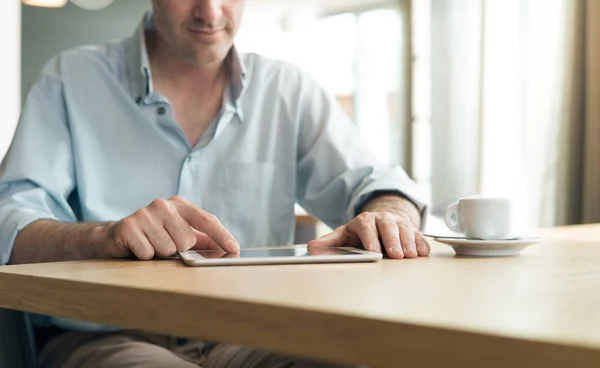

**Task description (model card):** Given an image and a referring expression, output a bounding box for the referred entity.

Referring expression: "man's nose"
[192,0,224,27]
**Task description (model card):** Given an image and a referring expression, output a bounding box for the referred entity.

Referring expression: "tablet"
[177,247,382,267]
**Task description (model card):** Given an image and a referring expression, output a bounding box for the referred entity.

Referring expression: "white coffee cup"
[444,198,514,240]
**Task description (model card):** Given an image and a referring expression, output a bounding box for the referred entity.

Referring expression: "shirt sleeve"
[0,75,77,265]
[295,72,428,230]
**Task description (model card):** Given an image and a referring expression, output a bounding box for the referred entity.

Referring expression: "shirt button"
[157,106,167,115]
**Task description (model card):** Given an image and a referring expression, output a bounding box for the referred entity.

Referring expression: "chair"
[0,308,37,368]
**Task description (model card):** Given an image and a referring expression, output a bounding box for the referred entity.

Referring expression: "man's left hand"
[307,195,430,259]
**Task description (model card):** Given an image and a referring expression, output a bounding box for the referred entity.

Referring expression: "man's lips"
[188,28,225,35]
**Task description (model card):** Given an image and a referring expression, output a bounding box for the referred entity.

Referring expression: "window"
[237,0,438,231]
[236,2,410,166]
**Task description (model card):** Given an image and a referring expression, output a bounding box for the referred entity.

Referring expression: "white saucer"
[432,236,543,257]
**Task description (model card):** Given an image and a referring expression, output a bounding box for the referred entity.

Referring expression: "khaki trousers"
[38,330,363,368]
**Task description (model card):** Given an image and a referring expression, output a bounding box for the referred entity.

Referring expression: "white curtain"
[583,0,600,224]
[431,0,587,230]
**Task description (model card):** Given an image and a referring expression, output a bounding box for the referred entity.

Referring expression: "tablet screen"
[194,248,361,259]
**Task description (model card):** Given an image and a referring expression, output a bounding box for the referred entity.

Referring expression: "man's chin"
[184,45,232,67]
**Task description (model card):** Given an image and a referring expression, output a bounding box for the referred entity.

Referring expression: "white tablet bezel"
[177,247,382,267]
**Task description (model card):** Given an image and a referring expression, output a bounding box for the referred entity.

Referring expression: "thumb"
[191,228,223,251]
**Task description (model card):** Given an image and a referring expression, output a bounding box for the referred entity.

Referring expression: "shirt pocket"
[210,162,294,247]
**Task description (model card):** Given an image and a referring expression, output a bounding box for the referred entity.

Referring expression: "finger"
[307,226,359,249]
[375,216,403,258]
[308,247,341,256]
[116,218,155,260]
[144,226,177,257]
[307,247,326,255]
[163,216,196,251]
[106,222,133,259]
[191,228,223,251]
[170,196,240,253]
[347,213,381,253]
[148,198,196,251]
[308,227,347,248]
[130,234,156,260]
[415,231,431,256]
[398,221,418,258]
[134,208,177,257]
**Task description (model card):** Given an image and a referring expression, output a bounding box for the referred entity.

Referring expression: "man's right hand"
[104,196,239,260]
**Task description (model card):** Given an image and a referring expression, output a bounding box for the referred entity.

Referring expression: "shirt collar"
[125,12,152,105]
[125,12,247,120]
[224,47,246,121]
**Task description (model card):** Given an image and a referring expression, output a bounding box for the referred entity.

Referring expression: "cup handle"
[444,202,462,233]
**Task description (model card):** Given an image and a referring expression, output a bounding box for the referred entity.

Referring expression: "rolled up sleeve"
[0,74,76,265]
[295,73,428,230]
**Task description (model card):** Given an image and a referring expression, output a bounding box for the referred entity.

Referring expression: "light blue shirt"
[0,14,426,330]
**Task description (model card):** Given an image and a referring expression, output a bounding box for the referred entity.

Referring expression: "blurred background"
[2,0,599,235]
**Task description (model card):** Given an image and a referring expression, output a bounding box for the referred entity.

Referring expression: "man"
[0,0,429,367]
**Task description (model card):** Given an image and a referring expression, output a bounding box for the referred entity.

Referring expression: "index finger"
[170,197,240,253]
[307,226,359,249]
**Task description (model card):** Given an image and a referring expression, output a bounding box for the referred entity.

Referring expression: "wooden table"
[2,225,600,367]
